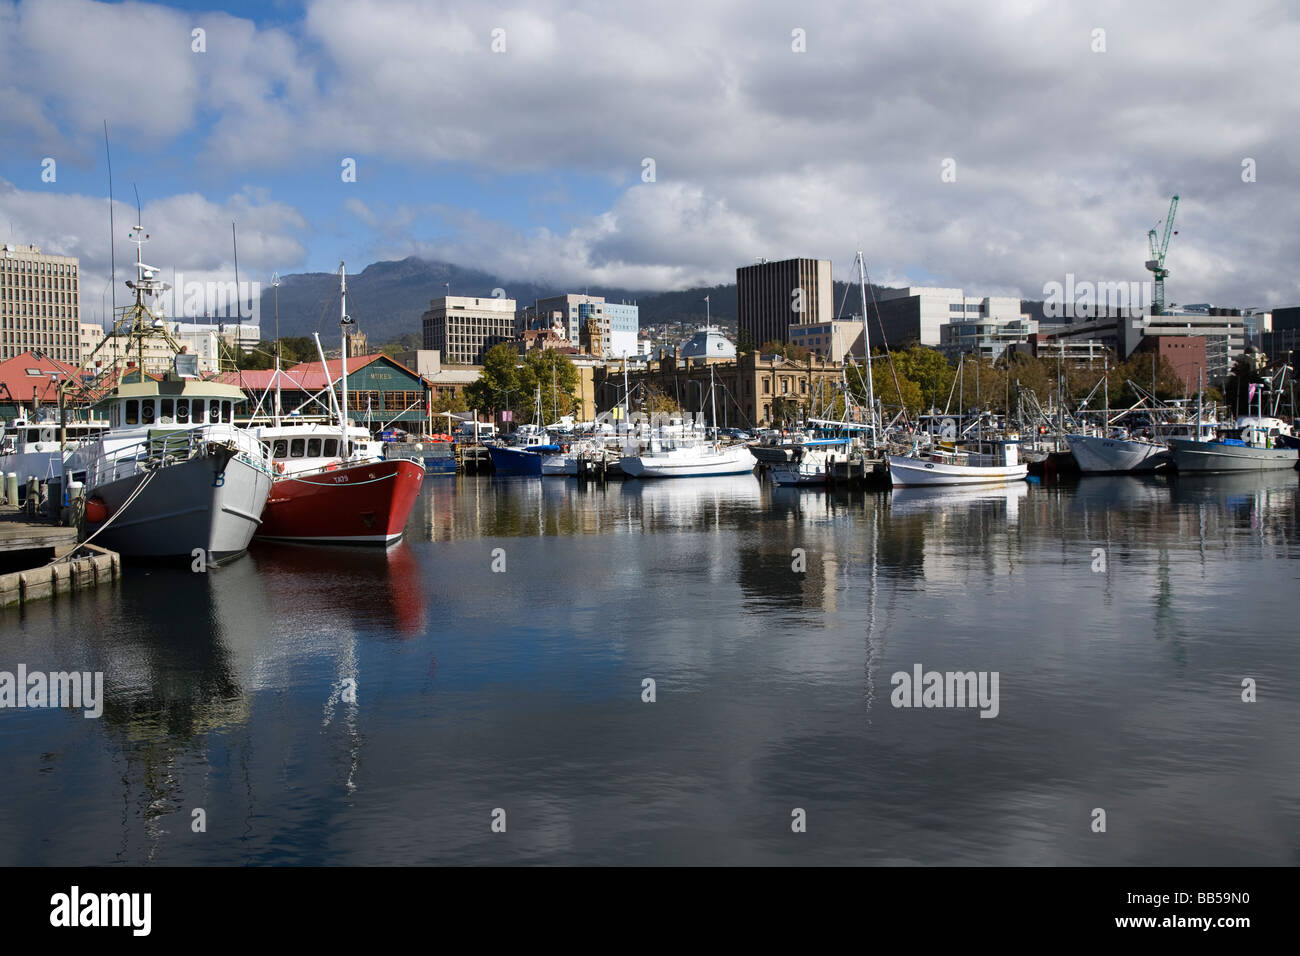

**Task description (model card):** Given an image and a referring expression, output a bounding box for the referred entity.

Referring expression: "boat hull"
[256,458,425,545]
[1169,439,1299,473]
[1066,434,1170,473]
[889,455,1028,487]
[487,445,544,477]
[620,445,757,478]
[83,450,272,560]
[770,459,831,486]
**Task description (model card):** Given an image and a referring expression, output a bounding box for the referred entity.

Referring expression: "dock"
[0,506,121,608]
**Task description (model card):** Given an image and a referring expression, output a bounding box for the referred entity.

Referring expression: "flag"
[1248,383,1257,403]
[703,295,710,304]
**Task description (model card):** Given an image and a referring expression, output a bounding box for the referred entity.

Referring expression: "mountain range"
[254,257,929,347]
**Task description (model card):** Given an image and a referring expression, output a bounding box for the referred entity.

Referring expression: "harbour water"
[2,473,1298,865]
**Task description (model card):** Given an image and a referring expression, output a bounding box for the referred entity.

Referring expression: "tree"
[519,349,581,422]
[464,343,522,417]
[431,390,468,415]
[891,346,956,414]
[735,327,756,355]
[1222,355,1264,415]
[770,396,801,426]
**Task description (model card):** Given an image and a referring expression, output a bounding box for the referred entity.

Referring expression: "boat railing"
[91,426,275,484]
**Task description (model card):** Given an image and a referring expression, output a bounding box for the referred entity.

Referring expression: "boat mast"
[1196,366,1203,441]
[1103,354,1109,435]
[856,251,876,442]
[339,261,349,458]
[273,271,282,426]
[709,361,718,439]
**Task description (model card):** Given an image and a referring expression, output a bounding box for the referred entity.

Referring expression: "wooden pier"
[455,444,493,474]
[0,506,121,608]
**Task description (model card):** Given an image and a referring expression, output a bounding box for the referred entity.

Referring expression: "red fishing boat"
[250,263,425,545]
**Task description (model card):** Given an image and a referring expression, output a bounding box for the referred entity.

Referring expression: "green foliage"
[519,349,581,421]
[463,343,522,414]
[1222,355,1264,415]
[890,346,956,414]
[431,390,468,414]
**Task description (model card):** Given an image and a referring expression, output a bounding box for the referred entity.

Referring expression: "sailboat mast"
[710,361,717,437]
[273,272,282,426]
[339,261,349,457]
[1103,355,1109,435]
[856,251,876,438]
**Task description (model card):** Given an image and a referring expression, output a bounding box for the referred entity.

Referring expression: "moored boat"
[251,264,425,544]
[60,224,274,560]
[889,440,1027,487]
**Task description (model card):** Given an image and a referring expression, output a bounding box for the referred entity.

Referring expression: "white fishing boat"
[60,225,274,560]
[0,417,110,500]
[889,440,1027,487]
[1066,430,1171,473]
[620,434,757,478]
[769,436,853,486]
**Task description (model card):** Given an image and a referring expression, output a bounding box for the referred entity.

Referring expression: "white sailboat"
[620,364,756,478]
[889,439,1027,487]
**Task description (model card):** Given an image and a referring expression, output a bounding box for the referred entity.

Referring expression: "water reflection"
[2,469,1298,865]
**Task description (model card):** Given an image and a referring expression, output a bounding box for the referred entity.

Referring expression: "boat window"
[272,440,288,458]
[223,401,233,421]
[27,428,39,443]
[176,401,189,424]
[290,438,306,458]
[141,401,155,425]
[160,399,173,421]
[125,400,139,425]
[191,400,204,422]
[307,438,322,457]
[209,402,221,423]
[323,439,339,456]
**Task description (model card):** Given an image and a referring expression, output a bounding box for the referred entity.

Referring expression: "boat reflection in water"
[248,539,429,638]
[619,475,762,530]
[888,481,1029,520]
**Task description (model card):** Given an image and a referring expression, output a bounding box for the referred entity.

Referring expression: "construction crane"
[1145,195,1179,315]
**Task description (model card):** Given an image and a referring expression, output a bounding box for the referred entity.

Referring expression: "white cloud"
[0,176,309,322]
[2,0,1300,304]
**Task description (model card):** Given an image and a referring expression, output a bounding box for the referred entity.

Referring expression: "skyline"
[2,0,1299,317]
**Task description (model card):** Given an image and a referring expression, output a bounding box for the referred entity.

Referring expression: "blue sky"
[2,0,1299,311]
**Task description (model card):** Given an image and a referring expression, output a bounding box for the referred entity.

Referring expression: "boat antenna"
[273,271,282,426]
[232,221,241,377]
[104,121,116,322]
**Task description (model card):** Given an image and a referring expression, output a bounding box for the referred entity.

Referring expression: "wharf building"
[0,244,80,364]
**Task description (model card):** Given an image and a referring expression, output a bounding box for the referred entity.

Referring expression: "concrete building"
[1132,336,1208,396]
[1117,310,1246,383]
[787,319,864,362]
[91,324,222,376]
[422,295,517,365]
[604,301,640,358]
[939,314,1039,360]
[736,257,833,348]
[866,288,1024,349]
[79,322,104,360]
[0,243,80,364]
[522,293,604,345]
